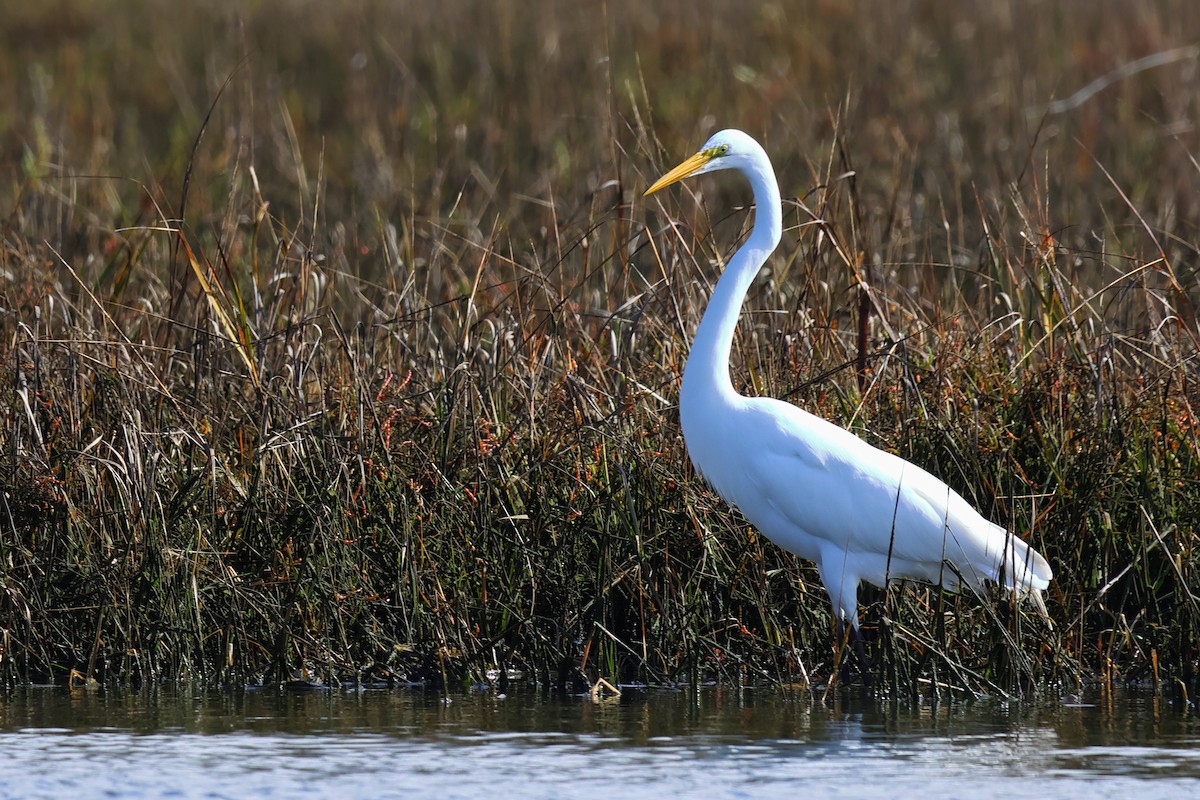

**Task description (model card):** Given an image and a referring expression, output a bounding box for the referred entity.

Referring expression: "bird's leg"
[851,626,873,693]
[835,621,853,680]
[836,620,874,691]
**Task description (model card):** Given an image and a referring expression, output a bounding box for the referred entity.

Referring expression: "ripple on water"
[1,688,1198,799]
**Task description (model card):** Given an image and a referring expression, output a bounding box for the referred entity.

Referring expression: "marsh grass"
[1,0,1198,699]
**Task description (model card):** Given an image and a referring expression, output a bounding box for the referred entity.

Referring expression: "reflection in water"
[1,686,1198,798]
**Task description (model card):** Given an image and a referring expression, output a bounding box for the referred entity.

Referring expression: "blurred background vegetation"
[1,0,1198,698]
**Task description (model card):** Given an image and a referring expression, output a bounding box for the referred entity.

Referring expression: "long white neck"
[680,152,783,410]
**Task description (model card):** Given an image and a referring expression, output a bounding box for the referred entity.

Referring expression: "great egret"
[644,129,1052,642]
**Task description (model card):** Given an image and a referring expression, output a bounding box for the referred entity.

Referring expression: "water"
[1,684,1198,799]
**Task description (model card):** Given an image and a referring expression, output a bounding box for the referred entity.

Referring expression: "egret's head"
[644,129,762,196]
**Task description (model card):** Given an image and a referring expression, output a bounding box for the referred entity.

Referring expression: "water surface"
[2,684,1198,799]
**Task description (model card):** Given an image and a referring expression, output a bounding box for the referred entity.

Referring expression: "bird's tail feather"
[946,525,1052,613]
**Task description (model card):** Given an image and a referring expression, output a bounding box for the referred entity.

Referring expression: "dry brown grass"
[1,0,1198,699]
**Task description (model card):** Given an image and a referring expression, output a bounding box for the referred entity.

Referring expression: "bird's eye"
[702,144,730,159]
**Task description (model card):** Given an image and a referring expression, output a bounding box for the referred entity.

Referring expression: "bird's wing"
[722,397,1048,591]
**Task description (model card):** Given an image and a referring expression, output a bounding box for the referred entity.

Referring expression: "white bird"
[644,129,1052,643]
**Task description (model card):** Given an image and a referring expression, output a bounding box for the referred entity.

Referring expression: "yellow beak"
[644,150,716,196]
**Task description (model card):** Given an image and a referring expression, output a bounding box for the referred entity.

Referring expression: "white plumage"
[645,129,1052,630]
